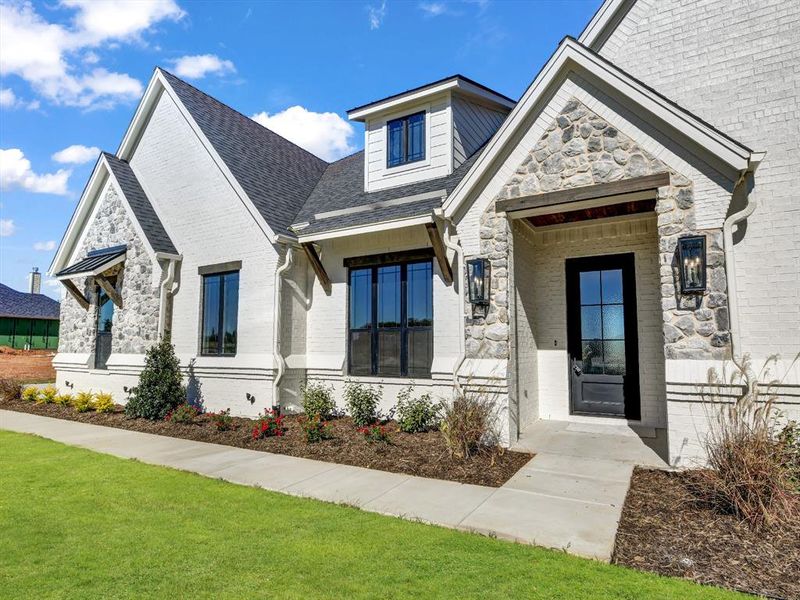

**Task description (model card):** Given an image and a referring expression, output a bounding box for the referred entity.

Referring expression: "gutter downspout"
[272,244,294,409]
[722,152,765,358]
[436,209,466,393]
[156,254,181,339]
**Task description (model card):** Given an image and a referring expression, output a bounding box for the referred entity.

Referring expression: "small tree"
[125,337,186,420]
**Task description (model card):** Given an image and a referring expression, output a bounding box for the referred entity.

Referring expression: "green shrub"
[395,387,440,433]
[54,393,73,407]
[300,414,333,443]
[301,381,336,419]
[440,389,498,459]
[38,385,58,404]
[0,379,23,402]
[251,409,285,439]
[21,387,40,403]
[344,381,381,427]
[125,337,186,420]
[209,409,236,432]
[166,403,200,424]
[358,423,392,444]
[94,392,115,414]
[72,391,95,413]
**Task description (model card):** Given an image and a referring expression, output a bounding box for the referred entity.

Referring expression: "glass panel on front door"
[578,269,625,377]
[94,284,114,369]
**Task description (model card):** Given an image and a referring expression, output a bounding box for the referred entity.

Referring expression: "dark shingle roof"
[159,69,329,235]
[103,153,178,255]
[292,146,487,236]
[0,283,60,320]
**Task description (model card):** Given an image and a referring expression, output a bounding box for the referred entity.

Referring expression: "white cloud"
[52,144,100,165]
[170,54,236,79]
[367,0,387,29]
[0,0,183,109]
[251,106,356,162]
[419,2,447,16]
[0,88,16,107]
[0,219,15,237]
[0,148,71,195]
[34,240,57,251]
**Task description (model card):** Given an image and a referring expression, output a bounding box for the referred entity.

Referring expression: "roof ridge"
[157,67,330,166]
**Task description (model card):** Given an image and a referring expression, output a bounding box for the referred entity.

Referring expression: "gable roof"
[291,146,487,239]
[578,0,637,51]
[158,70,329,236]
[103,153,177,255]
[443,37,758,219]
[0,283,60,320]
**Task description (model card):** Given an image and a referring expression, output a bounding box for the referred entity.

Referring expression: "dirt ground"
[613,467,800,599]
[0,347,56,383]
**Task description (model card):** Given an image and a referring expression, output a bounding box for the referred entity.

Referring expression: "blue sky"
[0,0,600,298]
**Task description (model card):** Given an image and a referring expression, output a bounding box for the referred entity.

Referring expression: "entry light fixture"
[677,235,706,293]
[466,258,491,305]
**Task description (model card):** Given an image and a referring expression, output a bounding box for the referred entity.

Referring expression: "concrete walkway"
[0,410,660,561]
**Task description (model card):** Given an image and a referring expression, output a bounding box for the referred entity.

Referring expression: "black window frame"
[386,111,426,168]
[346,251,434,379]
[199,269,240,357]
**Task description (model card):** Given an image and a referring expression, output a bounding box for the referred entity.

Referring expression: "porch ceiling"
[526,198,656,227]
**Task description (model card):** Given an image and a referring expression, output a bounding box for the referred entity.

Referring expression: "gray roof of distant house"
[103,153,178,255]
[160,69,330,236]
[0,283,60,320]
[291,146,487,236]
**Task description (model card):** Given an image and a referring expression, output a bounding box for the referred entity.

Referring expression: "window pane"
[377,330,401,376]
[602,305,625,340]
[581,340,604,374]
[349,331,372,376]
[407,113,425,162]
[603,341,626,375]
[580,306,601,339]
[222,272,239,354]
[202,275,220,354]
[407,261,432,326]
[387,119,404,168]
[97,290,114,333]
[349,268,372,329]
[377,265,401,327]
[579,271,601,305]
[601,269,623,304]
[407,329,432,378]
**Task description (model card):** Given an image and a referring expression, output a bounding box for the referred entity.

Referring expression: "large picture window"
[201,270,239,356]
[348,257,433,378]
[387,111,425,168]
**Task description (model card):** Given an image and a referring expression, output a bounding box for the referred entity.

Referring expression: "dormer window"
[387,111,425,168]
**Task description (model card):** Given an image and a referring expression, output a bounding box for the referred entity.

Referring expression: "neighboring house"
[49,0,799,465]
[0,277,60,350]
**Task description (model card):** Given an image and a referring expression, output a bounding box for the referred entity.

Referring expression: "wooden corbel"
[302,242,331,295]
[95,274,123,308]
[61,280,90,310]
[425,222,453,285]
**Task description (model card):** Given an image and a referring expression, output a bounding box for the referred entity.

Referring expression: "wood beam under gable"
[302,242,331,295]
[61,280,90,310]
[425,222,453,285]
[95,274,123,308]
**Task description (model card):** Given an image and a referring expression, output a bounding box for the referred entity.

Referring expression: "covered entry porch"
[504,173,670,455]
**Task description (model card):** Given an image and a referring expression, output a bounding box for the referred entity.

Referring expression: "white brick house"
[50,0,799,466]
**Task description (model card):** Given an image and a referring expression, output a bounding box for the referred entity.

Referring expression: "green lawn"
[0,431,742,599]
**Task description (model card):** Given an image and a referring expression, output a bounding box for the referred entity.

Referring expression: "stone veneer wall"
[58,186,161,355]
[465,98,732,363]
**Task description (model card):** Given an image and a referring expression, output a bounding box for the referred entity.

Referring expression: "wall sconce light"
[677,235,706,293]
[466,258,491,305]
[246,393,255,405]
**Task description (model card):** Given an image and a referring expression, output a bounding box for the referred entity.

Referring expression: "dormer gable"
[347,75,515,193]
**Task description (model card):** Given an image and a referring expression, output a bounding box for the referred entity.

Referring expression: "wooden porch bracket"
[302,242,331,294]
[61,279,90,310]
[96,274,123,308]
[495,172,671,215]
[425,222,453,285]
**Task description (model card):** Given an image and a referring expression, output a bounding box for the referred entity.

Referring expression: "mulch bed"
[0,398,532,487]
[613,467,800,599]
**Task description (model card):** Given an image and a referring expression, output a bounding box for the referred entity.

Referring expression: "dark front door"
[566,254,640,419]
[94,284,115,369]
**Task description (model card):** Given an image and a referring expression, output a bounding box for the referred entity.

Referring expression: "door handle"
[573,364,582,376]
